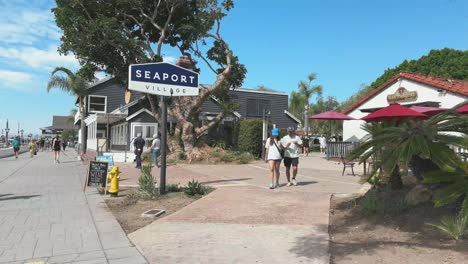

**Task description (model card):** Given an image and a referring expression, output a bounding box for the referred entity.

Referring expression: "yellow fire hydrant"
[107,166,120,197]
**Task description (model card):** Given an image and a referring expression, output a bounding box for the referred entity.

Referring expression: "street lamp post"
[5,128,9,147]
[261,108,272,159]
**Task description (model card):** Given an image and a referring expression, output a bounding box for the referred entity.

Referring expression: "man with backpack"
[12,136,21,159]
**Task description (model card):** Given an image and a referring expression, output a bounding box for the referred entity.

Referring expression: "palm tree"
[297,73,322,135]
[47,67,88,155]
[349,108,468,189]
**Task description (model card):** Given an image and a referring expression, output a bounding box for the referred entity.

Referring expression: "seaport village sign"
[128,62,200,194]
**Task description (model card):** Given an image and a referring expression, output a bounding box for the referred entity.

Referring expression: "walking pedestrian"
[52,135,62,163]
[29,139,37,158]
[281,127,303,186]
[319,135,327,155]
[151,133,161,168]
[12,136,21,159]
[264,128,282,189]
[133,133,146,169]
[302,136,310,156]
[62,140,67,151]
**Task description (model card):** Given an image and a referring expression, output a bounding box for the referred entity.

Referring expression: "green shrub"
[138,164,157,198]
[237,152,256,164]
[237,119,263,157]
[166,183,182,192]
[184,180,212,196]
[429,212,467,240]
[310,145,320,152]
[178,151,186,160]
[123,191,141,205]
[210,149,224,158]
[358,192,379,216]
[220,152,236,162]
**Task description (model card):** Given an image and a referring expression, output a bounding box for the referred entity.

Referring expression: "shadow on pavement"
[0,195,40,201]
[296,181,318,186]
[289,225,330,259]
[0,194,14,198]
[201,178,252,184]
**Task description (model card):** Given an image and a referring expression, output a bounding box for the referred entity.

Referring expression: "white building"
[343,72,468,140]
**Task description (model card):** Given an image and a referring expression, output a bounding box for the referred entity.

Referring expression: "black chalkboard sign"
[86,161,108,188]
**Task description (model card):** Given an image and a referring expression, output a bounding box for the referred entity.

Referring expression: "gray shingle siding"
[87,79,142,113]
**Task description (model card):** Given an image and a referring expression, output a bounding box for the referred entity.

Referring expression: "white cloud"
[0,4,60,45]
[0,70,32,83]
[163,56,177,64]
[0,46,78,69]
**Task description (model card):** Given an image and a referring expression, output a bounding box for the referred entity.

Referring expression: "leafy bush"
[358,192,379,216]
[123,191,141,205]
[184,180,212,196]
[237,152,255,164]
[237,119,263,157]
[138,164,157,198]
[166,183,182,192]
[429,212,468,240]
[220,152,236,162]
[178,151,186,160]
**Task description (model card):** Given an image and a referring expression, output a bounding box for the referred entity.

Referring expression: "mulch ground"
[329,189,468,264]
[105,187,198,234]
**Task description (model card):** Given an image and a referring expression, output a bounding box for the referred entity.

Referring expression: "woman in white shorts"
[264,128,283,189]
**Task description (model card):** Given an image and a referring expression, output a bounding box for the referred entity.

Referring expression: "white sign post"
[128,63,199,194]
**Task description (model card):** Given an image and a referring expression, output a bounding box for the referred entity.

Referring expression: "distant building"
[343,72,468,140]
[74,78,300,160]
[40,116,78,138]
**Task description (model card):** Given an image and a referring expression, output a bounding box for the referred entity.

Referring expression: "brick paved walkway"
[0,150,147,264]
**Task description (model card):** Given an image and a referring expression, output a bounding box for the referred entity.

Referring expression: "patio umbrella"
[456,105,468,114]
[309,111,355,138]
[409,106,447,116]
[361,103,427,123]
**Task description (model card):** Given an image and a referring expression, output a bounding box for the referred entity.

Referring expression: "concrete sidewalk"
[0,150,147,263]
[129,153,362,264]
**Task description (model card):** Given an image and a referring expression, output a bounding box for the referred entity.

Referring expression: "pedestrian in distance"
[133,133,146,169]
[281,127,303,186]
[264,128,283,189]
[12,136,21,159]
[319,135,327,155]
[52,135,62,163]
[62,140,67,151]
[302,136,310,157]
[29,139,37,158]
[151,133,161,168]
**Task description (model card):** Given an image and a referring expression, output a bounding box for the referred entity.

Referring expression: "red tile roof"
[343,72,468,114]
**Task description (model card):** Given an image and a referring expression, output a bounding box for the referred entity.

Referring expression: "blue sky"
[0,0,467,135]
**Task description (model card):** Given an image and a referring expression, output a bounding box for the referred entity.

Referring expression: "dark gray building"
[75,78,300,157]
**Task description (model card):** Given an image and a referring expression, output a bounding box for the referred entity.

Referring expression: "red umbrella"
[410,106,446,116]
[362,103,427,122]
[309,111,355,139]
[456,105,468,114]
[309,110,356,120]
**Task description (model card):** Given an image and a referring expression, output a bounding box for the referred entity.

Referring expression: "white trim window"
[130,122,158,151]
[88,95,107,113]
[111,123,128,145]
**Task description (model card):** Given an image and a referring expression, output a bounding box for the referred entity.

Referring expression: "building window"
[88,95,107,113]
[111,123,128,145]
[246,99,271,117]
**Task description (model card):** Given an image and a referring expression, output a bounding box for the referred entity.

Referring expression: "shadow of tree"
[201,178,252,184]
[0,195,40,201]
[289,225,330,261]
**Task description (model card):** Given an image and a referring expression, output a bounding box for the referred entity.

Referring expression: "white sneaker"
[292,179,297,186]
[269,184,275,189]
[286,182,292,187]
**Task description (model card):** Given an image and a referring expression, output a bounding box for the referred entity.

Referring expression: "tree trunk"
[389,165,403,190]
[79,97,87,155]
[181,122,196,160]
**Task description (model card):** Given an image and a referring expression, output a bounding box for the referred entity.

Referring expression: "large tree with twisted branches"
[53,0,246,159]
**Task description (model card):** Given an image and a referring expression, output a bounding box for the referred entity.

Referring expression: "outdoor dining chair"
[340,154,355,176]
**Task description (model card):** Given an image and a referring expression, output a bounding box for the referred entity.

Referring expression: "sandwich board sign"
[128,63,199,96]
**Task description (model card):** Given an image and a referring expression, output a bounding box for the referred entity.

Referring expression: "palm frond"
[47,76,73,93]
